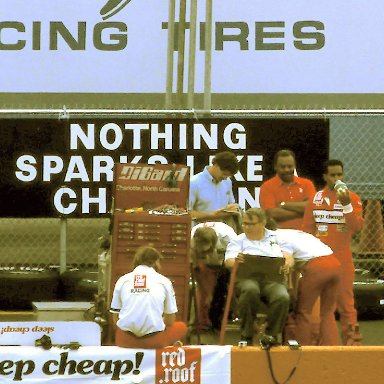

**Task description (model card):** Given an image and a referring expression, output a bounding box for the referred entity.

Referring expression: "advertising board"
[1,1,384,108]
[0,118,329,217]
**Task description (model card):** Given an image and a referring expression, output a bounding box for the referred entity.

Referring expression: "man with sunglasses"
[225,208,293,345]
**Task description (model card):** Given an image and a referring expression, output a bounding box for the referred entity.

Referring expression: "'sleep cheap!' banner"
[0,345,231,383]
[1,0,384,94]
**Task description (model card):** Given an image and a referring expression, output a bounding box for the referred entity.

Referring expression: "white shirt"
[191,221,237,253]
[110,265,177,337]
[225,229,286,260]
[274,229,333,261]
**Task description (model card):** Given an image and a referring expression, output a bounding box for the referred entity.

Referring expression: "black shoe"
[240,336,253,346]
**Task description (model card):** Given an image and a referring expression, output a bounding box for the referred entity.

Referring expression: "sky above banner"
[1,0,384,94]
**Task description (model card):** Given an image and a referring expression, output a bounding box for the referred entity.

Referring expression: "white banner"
[0,345,231,383]
[1,0,384,93]
[0,321,101,346]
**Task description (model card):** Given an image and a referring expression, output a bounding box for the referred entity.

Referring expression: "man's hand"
[336,188,351,206]
[282,252,294,274]
[224,253,244,269]
[225,203,240,212]
[217,204,241,216]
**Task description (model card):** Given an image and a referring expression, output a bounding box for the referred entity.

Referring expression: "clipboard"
[236,254,285,283]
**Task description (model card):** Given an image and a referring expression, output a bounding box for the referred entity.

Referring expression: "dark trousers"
[237,278,290,339]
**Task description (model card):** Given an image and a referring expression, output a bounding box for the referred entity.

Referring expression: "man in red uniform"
[303,159,364,345]
[260,149,316,230]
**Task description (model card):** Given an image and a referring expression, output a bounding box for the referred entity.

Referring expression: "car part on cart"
[35,334,81,350]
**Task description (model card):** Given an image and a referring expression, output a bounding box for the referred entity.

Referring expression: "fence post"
[60,217,67,274]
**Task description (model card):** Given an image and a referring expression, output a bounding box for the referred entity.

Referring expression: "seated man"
[224,208,293,345]
[191,222,237,330]
[110,246,187,348]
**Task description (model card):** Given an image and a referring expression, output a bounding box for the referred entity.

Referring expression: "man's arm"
[224,237,243,269]
[302,199,317,234]
[261,178,316,222]
[163,313,176,326]
[191,204,240,222]
[338,190,364,234]
[260,183,301,222]
[279,200,310,214]
[265,207,301,222]
[268,178,316,220]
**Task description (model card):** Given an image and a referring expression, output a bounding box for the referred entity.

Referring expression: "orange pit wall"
[231,346,384,384]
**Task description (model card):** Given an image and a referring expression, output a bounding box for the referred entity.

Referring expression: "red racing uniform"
[302,187,364,343]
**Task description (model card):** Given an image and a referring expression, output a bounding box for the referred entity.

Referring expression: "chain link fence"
[330,115,384,277]
[0,218,110,268]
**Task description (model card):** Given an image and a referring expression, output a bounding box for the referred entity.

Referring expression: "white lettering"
[151,123,173,149]
[65,156,89,182]
[179,123,187,149]
[54,187,77,214]
[193,123,218,149]
[100,123,123,150]
[233,156,245,181]
[15,155,37,181]
[246,155,263,181]
[82,188,107,214]
[70,123,95,150]
[43,156,64,181]
[130,155,143,164]
[238,187,260,209]
[223,123,246,149]
[124,123,149,149]
[93,156,114,182]
[186,155,195,176]
[176,348,186,366]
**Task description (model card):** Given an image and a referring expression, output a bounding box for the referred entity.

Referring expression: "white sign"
[1,0,384,93]
[0,322,101,346]
[0,345,231,383]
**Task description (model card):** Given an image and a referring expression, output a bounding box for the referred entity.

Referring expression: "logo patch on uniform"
[134,275,146,288]
[313,191,324,206]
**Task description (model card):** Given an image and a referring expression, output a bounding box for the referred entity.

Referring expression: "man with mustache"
[259,149,316,230]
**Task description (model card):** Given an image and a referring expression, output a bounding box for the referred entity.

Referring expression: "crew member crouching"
[110,246,187,348]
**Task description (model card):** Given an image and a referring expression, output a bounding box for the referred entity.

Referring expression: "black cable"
[263,345,302,384]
